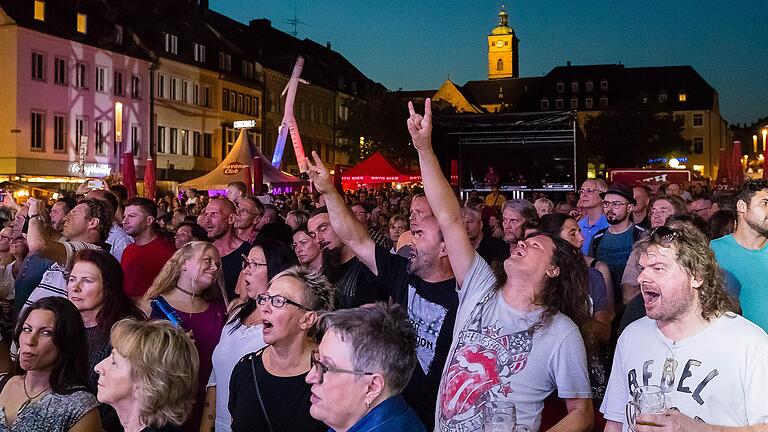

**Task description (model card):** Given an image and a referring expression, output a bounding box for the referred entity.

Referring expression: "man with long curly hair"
[408,99,594,432]
[601,221,768,431]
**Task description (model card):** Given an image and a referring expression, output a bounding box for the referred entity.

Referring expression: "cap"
[600,184,637,205]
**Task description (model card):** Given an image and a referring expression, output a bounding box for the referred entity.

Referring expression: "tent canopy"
[341,151,420,188]
[181,130,302,190]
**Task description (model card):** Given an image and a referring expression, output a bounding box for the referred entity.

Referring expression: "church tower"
[487,7,519,79]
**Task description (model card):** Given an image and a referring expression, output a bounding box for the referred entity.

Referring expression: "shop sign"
[69,163,111,177]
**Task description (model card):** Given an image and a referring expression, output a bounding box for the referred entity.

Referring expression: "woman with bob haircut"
[0,297,101,431]
[306,302,425,431]
[95,319,199,432]
[200,239,297,432]
[228,266,334,432]
[142,241,227,432]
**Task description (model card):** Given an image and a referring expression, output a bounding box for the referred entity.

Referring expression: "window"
[169,128,178,154]
[53,115,65,152]
[131,124,140,156]
[95,121,107,155]
[693,114,704,127]
[571,81,579,92]
[556,81,564,93]
[600,96,609,107]
[585,96,593,109]
[157,126,166,153]
[219,52,231,71]
[555,98,564,110]
[267,90,275,112]
[75,117,88,153]
[678,93,687,102]
[203,86,212,108]
[193,131,201,156]
[203,133,212,158]
[30,111,45,150]
[675,114,685,125]
[693,137,704,154]
[76,13,87,34]
[238,94,244,114]
[76,63,88,88]
[222,89,229,110]
[600,79,608,91]
[181,80,189,103]
[244,96,251,115]
[180,129,189,155]
[163,33,178,54]
[157,74,166,98]
[170,77,178,100]
[541,98,549,110]
[131,75,140,99]
[252,97,259,117]
[229,92,236,112]
[226,129,235,153]
[658,92,668,103]
[193,83,199,105]
[34,0,45,21]
[113,71,124,96]
[54,57,66,85]
[31,52,45,81]
[496,59,503,71]
[95,67,107,92]
[193,43,206,62]
[585,81,594,92]
[570,97,578,109]
[242,61,254,78]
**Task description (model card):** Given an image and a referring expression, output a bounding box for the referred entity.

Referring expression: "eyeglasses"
[601,200,630,209]
[650,226,677,245]
[310,350,373,384]
[308,223,331,238]
[241,254,268,271]
[256,293,311,310]
[578,187,602,195]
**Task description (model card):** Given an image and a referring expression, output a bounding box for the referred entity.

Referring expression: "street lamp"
[762,128,768,154]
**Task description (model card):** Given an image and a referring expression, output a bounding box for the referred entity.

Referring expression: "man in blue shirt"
[710,179,768,331]
[577,178,609,254]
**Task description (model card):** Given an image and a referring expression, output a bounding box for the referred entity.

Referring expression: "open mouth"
[642,287,661,306]
[511,247,526,257]
[262,320,274,331]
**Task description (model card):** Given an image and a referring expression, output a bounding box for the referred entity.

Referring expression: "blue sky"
[211,0,767,125]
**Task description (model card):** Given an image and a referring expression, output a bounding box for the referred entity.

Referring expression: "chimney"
[250,19,271,30]
[199,0,208,10]
[566,61,571,67]
[326,41,331,50]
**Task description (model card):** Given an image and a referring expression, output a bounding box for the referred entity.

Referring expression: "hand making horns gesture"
[406,97,433,151]
[305,150,336,195]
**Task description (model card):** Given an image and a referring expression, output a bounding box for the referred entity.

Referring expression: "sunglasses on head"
[649,226,677,245]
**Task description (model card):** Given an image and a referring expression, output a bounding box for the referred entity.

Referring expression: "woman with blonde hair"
[95,319,199,432]
[141,241,226,432]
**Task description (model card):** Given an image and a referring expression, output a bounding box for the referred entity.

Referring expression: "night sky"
[210,0,767,125]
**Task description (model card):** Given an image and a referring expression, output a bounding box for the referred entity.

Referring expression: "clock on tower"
[488,7,519,80]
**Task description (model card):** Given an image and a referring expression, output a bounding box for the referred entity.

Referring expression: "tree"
[584,103,689,169]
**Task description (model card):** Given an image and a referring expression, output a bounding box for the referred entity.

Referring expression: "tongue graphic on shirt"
[442,345,502,418]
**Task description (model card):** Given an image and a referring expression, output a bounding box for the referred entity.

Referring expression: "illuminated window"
[496,59,503,71]
[77,13,87,34]
[34,0,45,21]
[678,93,687,102]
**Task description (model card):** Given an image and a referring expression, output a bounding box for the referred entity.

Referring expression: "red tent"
[341,151,421,189]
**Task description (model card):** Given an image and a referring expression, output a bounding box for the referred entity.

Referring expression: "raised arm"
[305,151,378,274]
[408,98,476,286]
[26,198,67,265]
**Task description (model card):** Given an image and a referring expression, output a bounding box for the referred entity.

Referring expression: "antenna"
[284,3,312,37]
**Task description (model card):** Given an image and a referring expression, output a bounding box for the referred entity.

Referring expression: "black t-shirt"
[374,246,458,431]
[476,235,510,267]
[229,350,325,432]
[141,426,180,432]
[327,256,387,309]
[221,241,252,300]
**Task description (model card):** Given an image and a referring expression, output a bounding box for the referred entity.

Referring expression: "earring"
[365,400,371,409]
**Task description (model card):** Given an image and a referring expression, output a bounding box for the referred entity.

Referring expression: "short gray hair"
[460,206,481,220]
[270,266,335,312]
[502,199,540,228]
[318,303,417,394]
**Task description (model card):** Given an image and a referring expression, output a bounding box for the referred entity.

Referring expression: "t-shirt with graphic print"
[435,253,592,432]
[374,246,458,431]
[601,314,768,431]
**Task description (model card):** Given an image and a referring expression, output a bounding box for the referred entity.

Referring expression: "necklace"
[18,376,50,417]
[175,285,197,298]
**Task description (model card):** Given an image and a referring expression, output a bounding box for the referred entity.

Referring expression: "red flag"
[243,166,252,195]
[253,157,263,195]
[731,140,743,186]
[120,152,137,199]
[144,158,156,199]
[715,147,730,185]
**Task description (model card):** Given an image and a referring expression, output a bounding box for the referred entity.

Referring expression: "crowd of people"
[0,97,765,432]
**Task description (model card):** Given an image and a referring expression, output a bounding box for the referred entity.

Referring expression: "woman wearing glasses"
[200,239,297,432]
[306,303,425,431]
[142,241,227,432]
[228,266,334,432]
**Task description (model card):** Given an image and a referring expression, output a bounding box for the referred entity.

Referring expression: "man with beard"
[602,221,768,431]
[86,188,133,262]
[501,199,539,246]
[201,197,250,300]
[306,152,457,430]
[50,197,76,232]
[577,178,609,254]
[711,179,768,331]
[589,184,645,303]
[306,207,386,309]
[120,197,176,299]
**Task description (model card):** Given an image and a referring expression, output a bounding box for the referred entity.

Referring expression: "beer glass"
[483,401,532,432]
[625,385,666,431]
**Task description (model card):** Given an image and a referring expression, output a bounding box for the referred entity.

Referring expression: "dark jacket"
[332,395,426,432]
[588,224,646,257]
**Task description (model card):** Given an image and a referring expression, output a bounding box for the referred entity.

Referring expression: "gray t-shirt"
[435,253,592,432]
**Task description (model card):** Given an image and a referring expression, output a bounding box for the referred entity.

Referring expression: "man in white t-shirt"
[601,221,768,431]
[408,99,594,432]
